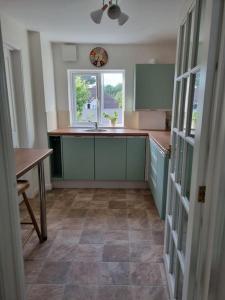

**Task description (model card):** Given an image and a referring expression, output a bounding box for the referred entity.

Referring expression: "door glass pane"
[165,222,171,254]
[183,144,194,200]
[170,239,177,278]
[74,74,98,123]
[189,71,201,137]
[188,8,196,69]
[196,0,204,65]
[168,181,175,216]
[177,24,185,76]
[173,81,181,128]
[182,78,190,133]
[101,73,124,126]
[173,191,180,234]
[176,260,184,299]
[178,78,187,130]
[175,137,184,185]
[171,132,177,173]
[181,207,188,257]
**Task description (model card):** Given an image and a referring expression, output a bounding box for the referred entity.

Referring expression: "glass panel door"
[164,1,202,298]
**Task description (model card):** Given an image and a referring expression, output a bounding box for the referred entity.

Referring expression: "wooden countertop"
[15,148,53,178]
[48,128,171,153]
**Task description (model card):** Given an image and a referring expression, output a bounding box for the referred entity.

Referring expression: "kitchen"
[1,1,225,300]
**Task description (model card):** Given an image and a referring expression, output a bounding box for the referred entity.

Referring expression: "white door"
[4,47,19,147]
[164,0,220,299]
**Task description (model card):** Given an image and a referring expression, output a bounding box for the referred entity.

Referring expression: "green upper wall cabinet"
[95,137,127,180]
[126,137,146,181]
[62,136,94,180]
[135,64,175,110]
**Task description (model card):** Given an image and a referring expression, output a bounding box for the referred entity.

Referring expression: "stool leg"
[22,192,42,243]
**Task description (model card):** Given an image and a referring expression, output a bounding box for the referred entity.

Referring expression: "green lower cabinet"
[95,137,126,180]
[148,139,169,219]
[126,137,146,181]
[62,136,94,180]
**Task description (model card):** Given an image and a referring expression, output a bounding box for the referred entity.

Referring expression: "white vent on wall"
[62,44,77,62]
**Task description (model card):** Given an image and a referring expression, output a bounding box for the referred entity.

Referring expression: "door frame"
[0,22,25,300]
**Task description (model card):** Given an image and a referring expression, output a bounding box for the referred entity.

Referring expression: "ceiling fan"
[90,0,129,26]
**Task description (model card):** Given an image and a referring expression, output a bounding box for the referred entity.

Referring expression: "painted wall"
[41,36,57,131]
[1,14,35,147]
[0,15,52,195]
[52,43,176,127]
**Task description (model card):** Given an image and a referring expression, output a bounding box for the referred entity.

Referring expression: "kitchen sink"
[85,129,108,132]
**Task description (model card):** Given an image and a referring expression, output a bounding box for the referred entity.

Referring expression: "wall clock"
[90,47,108,67]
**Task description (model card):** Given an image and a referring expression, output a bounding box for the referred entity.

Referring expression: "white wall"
[0,15,52,195]
[52,42,176,127]
[41,35,57,131]
[1,14,35,147]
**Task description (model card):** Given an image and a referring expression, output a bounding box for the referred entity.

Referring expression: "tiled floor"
[20,188,169,300]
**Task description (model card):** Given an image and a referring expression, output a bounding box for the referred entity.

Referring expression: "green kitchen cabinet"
[135,64,175,110]
[126,137,146,181]
[148,139,169,219]
[62,136,94,180]
[95,137,126,180]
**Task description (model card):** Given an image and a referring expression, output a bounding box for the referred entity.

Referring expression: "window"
[68,70,125,127]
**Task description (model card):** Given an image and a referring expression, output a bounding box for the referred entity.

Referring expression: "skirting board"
[52,180,148,189]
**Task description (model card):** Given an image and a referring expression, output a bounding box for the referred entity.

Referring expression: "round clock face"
[90,47,108,67]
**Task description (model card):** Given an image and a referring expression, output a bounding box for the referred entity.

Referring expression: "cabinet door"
[127,137,146,181]
[135,64,175,110]
[95,137,126,180]
[149,139,169,219]
[62,136,94,180]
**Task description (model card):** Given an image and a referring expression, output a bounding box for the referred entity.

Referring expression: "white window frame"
[68,69,125,128]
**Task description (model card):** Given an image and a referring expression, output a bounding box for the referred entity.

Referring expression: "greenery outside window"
[68,70,125,127]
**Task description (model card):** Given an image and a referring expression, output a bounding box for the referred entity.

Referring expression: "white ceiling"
[0,0,182,44]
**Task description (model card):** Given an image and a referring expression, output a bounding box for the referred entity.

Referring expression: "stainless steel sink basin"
[85,129,107,132]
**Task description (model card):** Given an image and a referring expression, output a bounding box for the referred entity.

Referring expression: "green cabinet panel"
[148,139,169,219]
[95,137,126,180]
[62,136,94,180]
[135,64,175,110]
[126,137,146,181]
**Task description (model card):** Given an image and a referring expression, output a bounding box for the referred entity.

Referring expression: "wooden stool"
[17,180,42,244]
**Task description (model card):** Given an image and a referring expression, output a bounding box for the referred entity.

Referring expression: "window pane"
[183,144,194,199]
[189,71,201,137]
[101,73,124,126]
[74,74,98,123]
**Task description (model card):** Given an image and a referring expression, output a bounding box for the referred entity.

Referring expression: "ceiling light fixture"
[90,0,129,25]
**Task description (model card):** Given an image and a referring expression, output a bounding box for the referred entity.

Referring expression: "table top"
[15,148,53,178]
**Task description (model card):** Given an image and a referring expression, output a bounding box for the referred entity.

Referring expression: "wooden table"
[15,148,53,242]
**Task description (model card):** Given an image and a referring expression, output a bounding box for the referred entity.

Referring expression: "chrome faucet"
[89,121,98,130]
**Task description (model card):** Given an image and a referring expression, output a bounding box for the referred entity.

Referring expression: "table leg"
[38,161,47,241]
